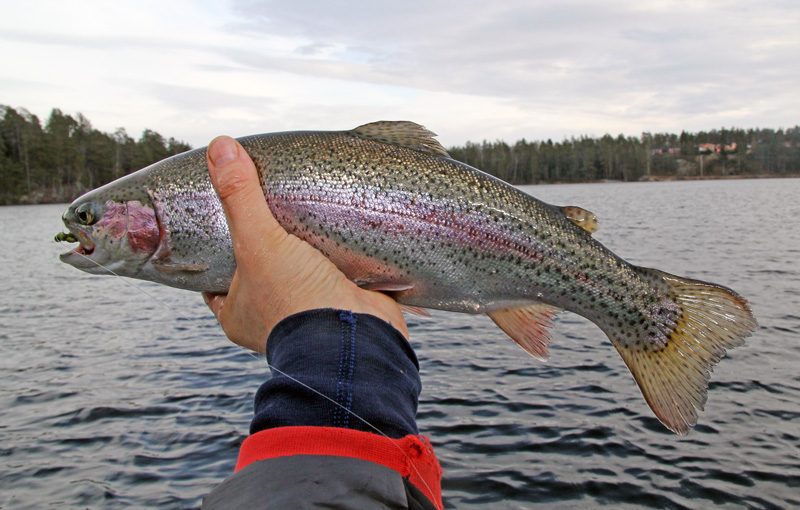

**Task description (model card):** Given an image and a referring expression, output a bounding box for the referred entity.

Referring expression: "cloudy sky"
[2,0,798,149]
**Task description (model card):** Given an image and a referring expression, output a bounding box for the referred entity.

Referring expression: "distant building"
[696,143,737,153]
[651,147,681,155]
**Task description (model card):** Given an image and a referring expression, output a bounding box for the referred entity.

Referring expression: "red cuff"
[235,426,443,510]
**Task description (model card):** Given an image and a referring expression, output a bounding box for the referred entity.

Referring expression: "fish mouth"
[73,240,96,257]
[56,230,96,260]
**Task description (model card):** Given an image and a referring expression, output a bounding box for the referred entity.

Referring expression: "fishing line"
[57,242,192,322]
[57,241,440,507]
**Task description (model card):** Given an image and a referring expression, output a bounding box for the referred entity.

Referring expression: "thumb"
[206,136,286,262]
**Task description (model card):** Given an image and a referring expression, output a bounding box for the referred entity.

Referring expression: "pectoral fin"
[488,303,561,362]
[359,282,415,292]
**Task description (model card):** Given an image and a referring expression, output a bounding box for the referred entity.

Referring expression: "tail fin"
[611,268,757,435]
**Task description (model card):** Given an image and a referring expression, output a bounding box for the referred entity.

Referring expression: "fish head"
[59,183,161,278]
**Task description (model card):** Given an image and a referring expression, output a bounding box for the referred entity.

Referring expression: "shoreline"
[520,173,800,186]
[640,172,800,182]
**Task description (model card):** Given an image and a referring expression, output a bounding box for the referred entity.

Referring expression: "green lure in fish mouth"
[55,232,77,243]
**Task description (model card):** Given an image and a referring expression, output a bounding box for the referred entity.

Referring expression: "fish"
[58,121,757,435]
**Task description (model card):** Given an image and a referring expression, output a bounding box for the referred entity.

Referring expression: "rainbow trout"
[58,121,756,435]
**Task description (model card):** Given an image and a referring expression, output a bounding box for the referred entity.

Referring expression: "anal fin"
[488,303,561,361]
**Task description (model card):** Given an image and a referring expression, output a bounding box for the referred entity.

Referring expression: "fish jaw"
[59,226,110,272]
[60,196,161,277]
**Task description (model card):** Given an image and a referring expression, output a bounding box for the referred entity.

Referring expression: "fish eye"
[76,203,97,225]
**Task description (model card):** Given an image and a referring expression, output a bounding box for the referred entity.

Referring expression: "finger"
[206,136,286,265]
[202,291,226,321]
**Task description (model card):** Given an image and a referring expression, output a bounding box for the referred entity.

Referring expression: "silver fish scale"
[234,130,671,347]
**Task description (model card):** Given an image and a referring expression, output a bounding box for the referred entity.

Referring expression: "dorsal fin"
[349,121,450,158]
[560,206,599,234]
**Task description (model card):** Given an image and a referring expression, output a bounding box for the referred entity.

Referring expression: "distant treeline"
[2,105,799,205]
[448,127,800,184]
[1,106,191,205]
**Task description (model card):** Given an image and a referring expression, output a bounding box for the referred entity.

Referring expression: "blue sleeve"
[250,309,421,439]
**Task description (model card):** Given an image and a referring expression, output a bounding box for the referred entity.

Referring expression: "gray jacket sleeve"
[202,454,438,510]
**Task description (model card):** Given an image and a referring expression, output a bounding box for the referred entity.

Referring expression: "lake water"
[1,178,798,509]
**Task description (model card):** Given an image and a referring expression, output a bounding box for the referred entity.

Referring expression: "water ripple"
[3,182,800,508]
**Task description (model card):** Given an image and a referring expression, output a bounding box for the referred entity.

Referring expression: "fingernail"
[202,292,223,320]
[208,136,239,167]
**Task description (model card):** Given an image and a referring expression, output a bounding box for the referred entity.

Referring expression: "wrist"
[252,309,421,438]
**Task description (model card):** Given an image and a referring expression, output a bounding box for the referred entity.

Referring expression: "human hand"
[202,136,409,353]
